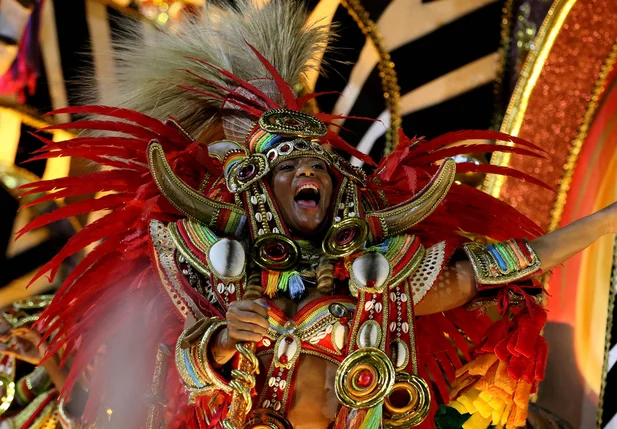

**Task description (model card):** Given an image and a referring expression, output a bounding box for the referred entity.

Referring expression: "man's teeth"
[296,183,319,195]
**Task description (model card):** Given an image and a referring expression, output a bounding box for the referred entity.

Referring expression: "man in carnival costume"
[15,1,617,428]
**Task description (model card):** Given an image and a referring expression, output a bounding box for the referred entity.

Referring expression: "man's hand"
[0,327,45,365]
[211,299,270,366]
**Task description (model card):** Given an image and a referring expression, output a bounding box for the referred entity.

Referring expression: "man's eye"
[313,164,325,170]
[279,164,294,171]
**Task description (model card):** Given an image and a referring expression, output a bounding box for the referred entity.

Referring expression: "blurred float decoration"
[0,0,43,103]
[109,0,203,27]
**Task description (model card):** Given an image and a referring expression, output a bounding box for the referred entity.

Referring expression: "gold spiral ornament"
[316,256,336,294]
[221,342,260,429]
[383,373,431,428]
[335,347,396,409]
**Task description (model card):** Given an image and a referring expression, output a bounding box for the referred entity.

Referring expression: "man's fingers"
[233,300,269,319]
[227,328,264,344]
[227,310,269,330]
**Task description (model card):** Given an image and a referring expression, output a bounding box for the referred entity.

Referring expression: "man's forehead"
[277,156,329,166]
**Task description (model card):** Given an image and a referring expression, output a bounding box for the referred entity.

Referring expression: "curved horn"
[148,141,244,225]
[366,158,456,241]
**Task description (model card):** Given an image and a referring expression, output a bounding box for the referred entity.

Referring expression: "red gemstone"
[334,227,356,246]
[279,355,289,364]
[340,317,348,326]
[237,163,257,181]
[356,369,373,388]
[263,242,288,261]
[284,336,294,344]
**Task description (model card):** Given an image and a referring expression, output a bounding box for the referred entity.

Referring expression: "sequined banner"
[484,0,617,230]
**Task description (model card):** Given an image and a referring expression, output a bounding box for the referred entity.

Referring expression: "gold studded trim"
[149,219,203,320]
[168,219,246,282]
[175,319,232,397]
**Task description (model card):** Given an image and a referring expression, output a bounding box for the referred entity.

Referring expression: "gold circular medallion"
[322,218,369,258]
[383,373,431,428]
[335,347,396,409]
[252,234,300,271]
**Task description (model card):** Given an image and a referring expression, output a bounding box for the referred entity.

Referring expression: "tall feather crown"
[106,0,328,141]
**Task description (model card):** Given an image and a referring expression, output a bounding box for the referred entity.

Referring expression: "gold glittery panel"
[485,0,617,230]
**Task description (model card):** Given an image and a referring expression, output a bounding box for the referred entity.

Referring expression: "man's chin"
[292,217,326,236]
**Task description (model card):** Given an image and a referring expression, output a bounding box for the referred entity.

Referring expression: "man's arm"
[415,201,617,315]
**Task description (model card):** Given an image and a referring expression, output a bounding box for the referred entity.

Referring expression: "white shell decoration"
[389,322,397,332]
[262,400,271,408]
[226,283,236,294]
[401,322,410,334]
[216,283,225,294]
[209,239,245,278]
[279,380,287,390]
[268,377,277,387]
[400,293,408,303]
[390,292,397,302]
[255,212,263,222]
[326,324,333,334]
[251,195,258,205]
[262,338,271,347]
[351,253,389,290]
[364,301,374,311]
[357,320,381,348]
[390,340,409,370]
[273,401,281,411]
[277,337,299,364]
[332,323,348,351]
[309,331,327,345]
[374,302,383,313]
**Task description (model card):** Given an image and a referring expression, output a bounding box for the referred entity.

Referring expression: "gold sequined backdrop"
[484,0,617,426]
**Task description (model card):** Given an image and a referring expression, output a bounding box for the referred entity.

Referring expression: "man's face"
[270,157,333,237]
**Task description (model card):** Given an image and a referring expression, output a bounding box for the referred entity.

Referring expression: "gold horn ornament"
[148,141,244,226]
[365,158,456,240]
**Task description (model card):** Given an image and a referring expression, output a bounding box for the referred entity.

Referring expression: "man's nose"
[296,165,316,177]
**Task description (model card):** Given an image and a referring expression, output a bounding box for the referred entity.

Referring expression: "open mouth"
[294,183,320,208]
